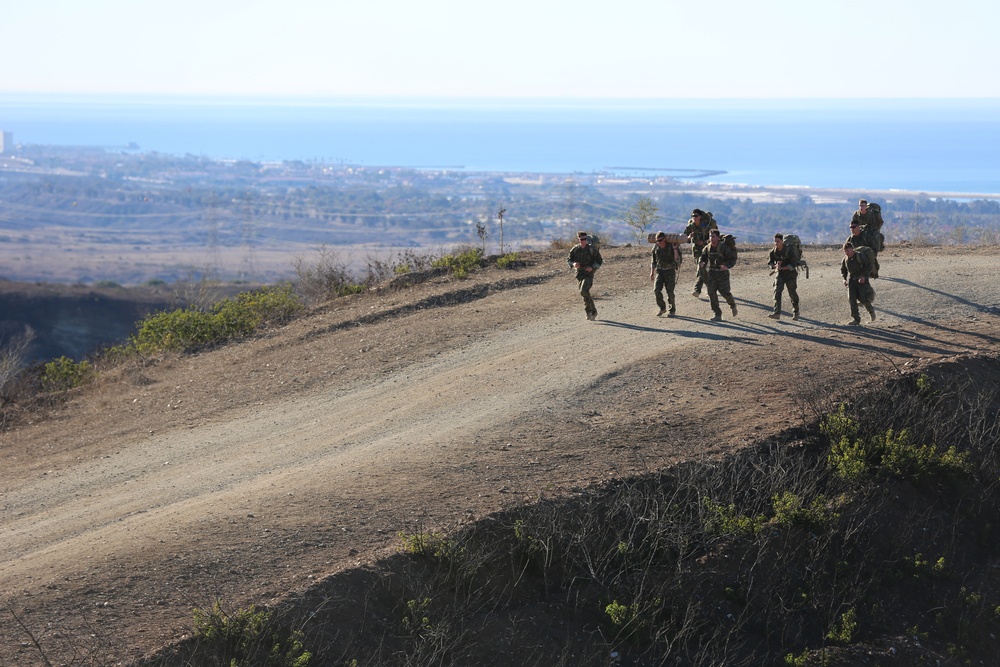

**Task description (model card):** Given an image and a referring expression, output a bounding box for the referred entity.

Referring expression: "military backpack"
[720,234,738,262]
[867,202,884,231]
[781,234,809,278]
[853,245,880,279]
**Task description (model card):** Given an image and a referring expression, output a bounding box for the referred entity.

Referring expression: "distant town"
[2,135,999,286]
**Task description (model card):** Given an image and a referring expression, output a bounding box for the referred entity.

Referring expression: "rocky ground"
[2,242,999,665]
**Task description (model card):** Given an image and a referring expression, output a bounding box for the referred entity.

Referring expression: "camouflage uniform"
[845,229,881,257]
[841,248,876,325]
[699,237,738,321]
[768,245,800,320]
[567,237,603,320]
[851,200,884,251]
[850,209,879,230]
[651,241,683,316]
[683,210,718,295]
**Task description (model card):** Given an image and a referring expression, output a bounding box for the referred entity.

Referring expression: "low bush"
[41,356,94,392]
[431,247,484,279]
[127,284,302,356]
[495,252,521,269]
[192,600,313,667]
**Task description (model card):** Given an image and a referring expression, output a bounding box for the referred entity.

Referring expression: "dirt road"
[2,243,999,664]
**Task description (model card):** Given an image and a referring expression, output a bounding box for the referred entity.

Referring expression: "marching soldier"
[841,242,877,326]
[567,231,603,320]
[699,230,738,322]
[650,231,683,317]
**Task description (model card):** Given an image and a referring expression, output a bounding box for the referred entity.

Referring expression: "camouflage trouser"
[654,268,677,311]
[773,271,800,315]
[705,270,736,316]
[577,272,596,315]
[848,278,875,321]
[692,244,707,292]
[692,243,707,292]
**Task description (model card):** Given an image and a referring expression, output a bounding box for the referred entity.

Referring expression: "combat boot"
[768,312,780,320]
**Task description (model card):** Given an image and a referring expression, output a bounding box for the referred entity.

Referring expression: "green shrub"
[128,285,302,356]
[496,252,520,269]
[877,428,970,481]
[398,530,465,561]
[193,601,312,667]
[822,403,971,484]
[432,247,484,279]
[131,307,219,354]
[772,492,837,532]
[41,356,94,391]
[605,599,637,627]
[701,498,766,536]
[211,284,302,339]
[826,607,858,644]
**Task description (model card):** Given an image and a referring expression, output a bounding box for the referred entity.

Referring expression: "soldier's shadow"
[597,318,763,344]
[880,277,999,314]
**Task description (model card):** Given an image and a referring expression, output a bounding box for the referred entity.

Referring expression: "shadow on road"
[881,276,1000,315]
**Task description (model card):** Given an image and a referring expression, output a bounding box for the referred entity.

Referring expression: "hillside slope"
[2,243,999,664]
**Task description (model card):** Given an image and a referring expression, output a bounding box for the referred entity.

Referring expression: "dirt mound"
[2,243,999,664]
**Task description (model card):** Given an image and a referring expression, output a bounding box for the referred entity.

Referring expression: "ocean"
[2,95,999,195]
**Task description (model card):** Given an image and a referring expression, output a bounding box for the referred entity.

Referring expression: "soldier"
[768,233,800,321]
[851,198,885,251]
[699,229,738,322]
[840,242,876,326]
[683,209,717,297]
[851,199,878,230]
[567,231,603,320]
[846,222,868,251]
[649,231,682,317]
[846,220,880,257]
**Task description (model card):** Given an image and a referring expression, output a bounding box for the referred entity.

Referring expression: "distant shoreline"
[3,98,998,193]
[675,180,1000,202]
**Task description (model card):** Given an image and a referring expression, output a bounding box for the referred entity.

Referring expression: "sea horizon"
[2,94,999,195]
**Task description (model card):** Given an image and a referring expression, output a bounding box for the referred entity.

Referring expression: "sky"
[3,0,999,99]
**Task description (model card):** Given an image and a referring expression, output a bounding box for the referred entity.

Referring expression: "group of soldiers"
[567,199,884,326]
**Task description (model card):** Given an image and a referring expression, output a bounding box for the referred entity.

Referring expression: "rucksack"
[781,234,809,278]
[854,245,880,279]
[782,234,802,265]
[860,225,883,256]
[720,234,738,262]
[703,211,719,230]
[867,202,884,231]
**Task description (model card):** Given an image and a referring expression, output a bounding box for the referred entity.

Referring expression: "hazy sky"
[4,0,998,99]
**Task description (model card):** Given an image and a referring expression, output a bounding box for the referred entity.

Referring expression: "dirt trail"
[2,244,999,664]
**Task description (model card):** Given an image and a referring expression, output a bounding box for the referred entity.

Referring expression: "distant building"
[0,131,12,154]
